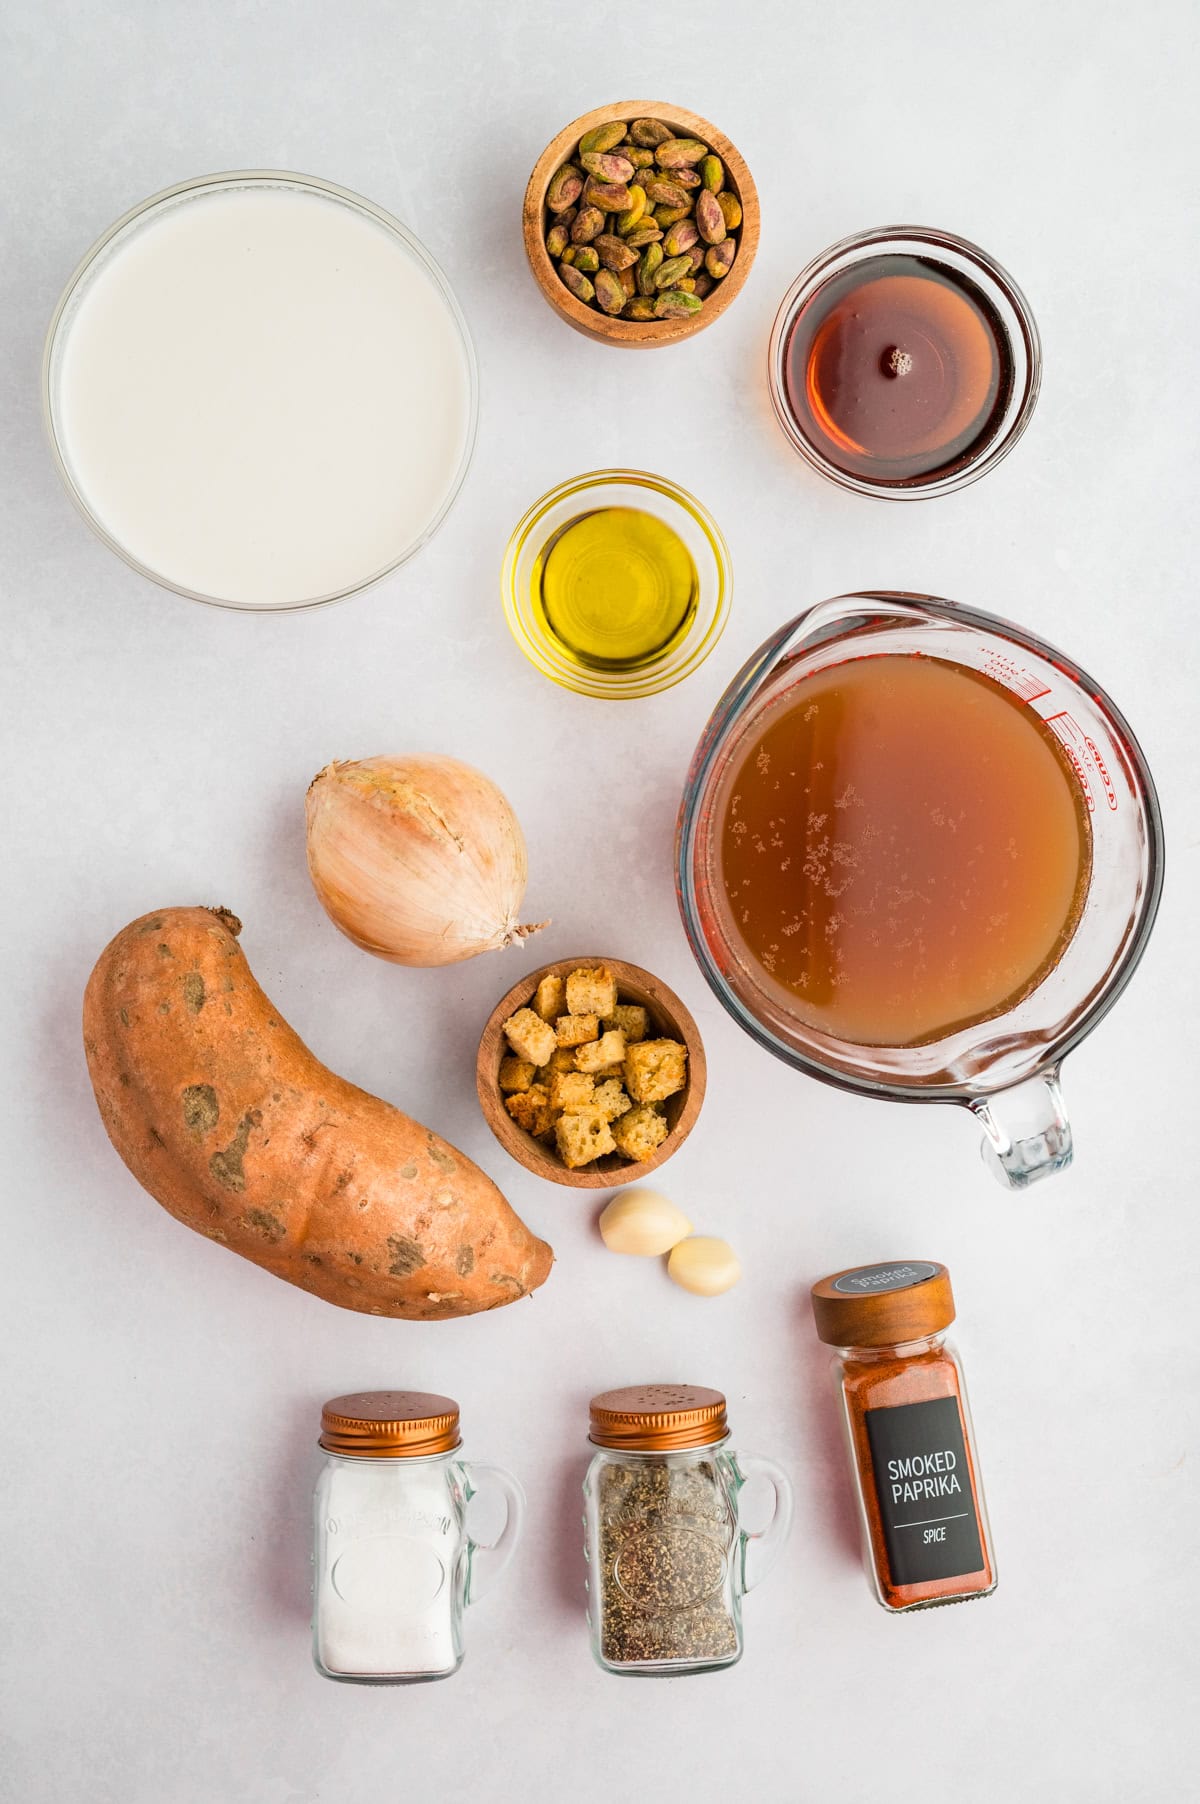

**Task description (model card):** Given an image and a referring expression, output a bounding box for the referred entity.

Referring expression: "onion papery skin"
[306,755,546,967]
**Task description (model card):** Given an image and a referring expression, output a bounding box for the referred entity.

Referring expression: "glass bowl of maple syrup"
[767,227,1041,498]
[676,593,1163,1187]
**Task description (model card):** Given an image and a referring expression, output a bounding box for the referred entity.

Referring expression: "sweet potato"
[83,906,553,1319]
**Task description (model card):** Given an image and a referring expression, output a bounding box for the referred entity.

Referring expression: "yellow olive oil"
[532,507,698,670]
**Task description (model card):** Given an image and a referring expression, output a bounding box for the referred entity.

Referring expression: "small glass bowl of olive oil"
[502,470,731,699]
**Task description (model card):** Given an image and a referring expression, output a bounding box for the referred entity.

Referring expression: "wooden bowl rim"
[476,954,707,1188]
[522,99,760,349]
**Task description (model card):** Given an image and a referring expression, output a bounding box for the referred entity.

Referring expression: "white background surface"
[2,4,1198,1800]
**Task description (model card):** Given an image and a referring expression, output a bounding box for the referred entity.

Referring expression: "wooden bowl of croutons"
[477,957,706,1188]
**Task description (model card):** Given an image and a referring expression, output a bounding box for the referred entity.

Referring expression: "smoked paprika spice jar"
[811,1262,996,1611]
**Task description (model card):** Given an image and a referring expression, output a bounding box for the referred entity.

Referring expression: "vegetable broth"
[715,655,1092,1046]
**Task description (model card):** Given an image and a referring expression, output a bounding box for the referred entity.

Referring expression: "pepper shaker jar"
[312,1391,523,1683]
[811,1261,996,1611]
[583,1384,793,1676]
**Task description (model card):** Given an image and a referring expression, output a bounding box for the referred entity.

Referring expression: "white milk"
[50,179,474,607]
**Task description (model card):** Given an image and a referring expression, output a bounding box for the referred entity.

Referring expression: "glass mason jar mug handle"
[729,1453,794,1595]
[460,1462,525,1605]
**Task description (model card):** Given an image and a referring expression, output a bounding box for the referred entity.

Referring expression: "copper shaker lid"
[319,1390,461,1457]
[589,1383,728,1451]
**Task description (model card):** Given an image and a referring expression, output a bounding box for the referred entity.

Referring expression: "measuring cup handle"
[971,1067,1073,1189]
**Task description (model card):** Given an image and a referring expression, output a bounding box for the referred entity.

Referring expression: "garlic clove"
[667,1235,741,1296]
[598,1187,692,1257]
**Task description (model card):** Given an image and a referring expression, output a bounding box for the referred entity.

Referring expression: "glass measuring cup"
[676,593,1164,1187]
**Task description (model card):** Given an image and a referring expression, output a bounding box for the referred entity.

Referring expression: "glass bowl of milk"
[43,171,478,610]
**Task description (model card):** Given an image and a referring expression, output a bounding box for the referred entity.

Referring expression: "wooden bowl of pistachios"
[522,100,760,348]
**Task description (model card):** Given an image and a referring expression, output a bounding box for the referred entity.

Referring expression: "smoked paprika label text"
[863,1396,984,1587]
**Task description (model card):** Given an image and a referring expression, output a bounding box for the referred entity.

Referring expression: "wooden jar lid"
[810,1261,955,1347]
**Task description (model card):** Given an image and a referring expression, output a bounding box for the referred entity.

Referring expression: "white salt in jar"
[312,1390,523,1684]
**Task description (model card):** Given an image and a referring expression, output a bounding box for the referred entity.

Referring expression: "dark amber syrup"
[783,256,1014,485]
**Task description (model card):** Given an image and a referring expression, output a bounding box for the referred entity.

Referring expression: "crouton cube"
[593,1061,626,1080]
[566,965,618,1019]
[534,972,566,1023]
[575,1029,626,1074]
[504,1084,556,1137]
[504,1007,557,1067]
[624,1037,688,1103]
[535,1047,578,1086]
[592,1079,632,1122]
[499,1057,536,1093]
[556,1012,599,1048]
[554,1107,616,1170]
[602,1003,650,1044]
[612,1102,669,1162]
[550,1069,596,1112]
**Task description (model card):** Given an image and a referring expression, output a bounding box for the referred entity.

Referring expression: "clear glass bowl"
[767,226,1042,501]
[501,469,731,700]
[42,170,479,612]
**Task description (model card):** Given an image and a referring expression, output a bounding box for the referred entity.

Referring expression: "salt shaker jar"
[583,1384,793,1676]
[312,1390,523,1683]
[811,1261,997,1612]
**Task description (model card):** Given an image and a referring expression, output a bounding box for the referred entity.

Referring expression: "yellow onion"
[306,755,547,966]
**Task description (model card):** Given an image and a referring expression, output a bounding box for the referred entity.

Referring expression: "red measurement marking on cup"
[1044,711,1118,813]
[1083,733,1119,811]
[981,648,1051,703]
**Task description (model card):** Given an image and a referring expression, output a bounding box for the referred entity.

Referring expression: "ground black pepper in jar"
[583,1384,792,1676]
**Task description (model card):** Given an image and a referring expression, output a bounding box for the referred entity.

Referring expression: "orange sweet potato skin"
[83,906,553,1320]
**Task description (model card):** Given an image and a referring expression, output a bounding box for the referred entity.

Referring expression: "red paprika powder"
[810,1260,996,1611]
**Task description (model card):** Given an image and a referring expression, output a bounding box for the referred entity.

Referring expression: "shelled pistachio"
[616,188,647,233]
[546,165,582,212]
[580,151,635,184]
[705,240,737,280]
[594,269,626,315]
[663,218,699,258]
[695,191,726,246]
[559,264,595,303]
[571,206,605,244]
[579,120,628,155]
[637,242,664,296]
[595,234,638,272]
